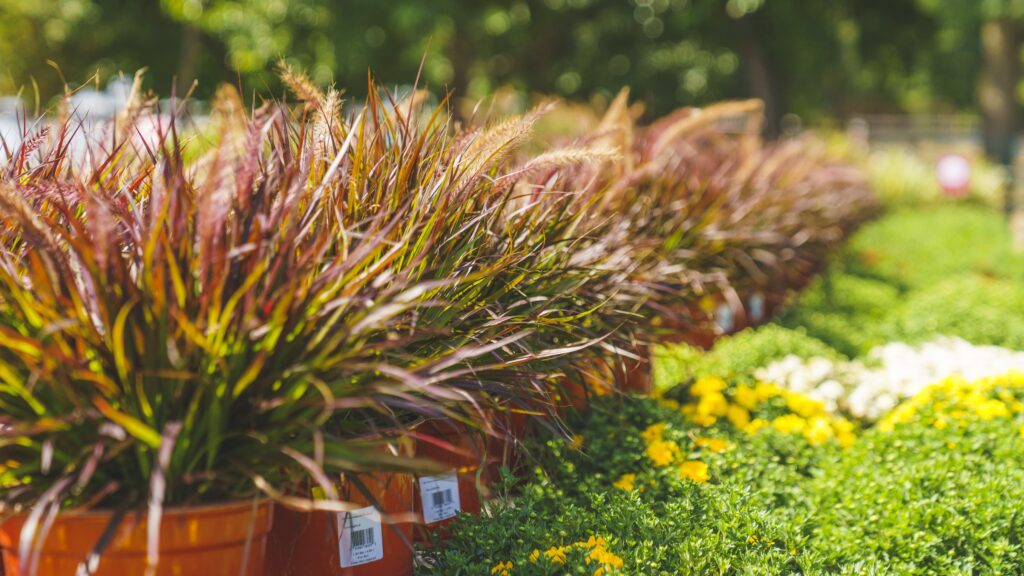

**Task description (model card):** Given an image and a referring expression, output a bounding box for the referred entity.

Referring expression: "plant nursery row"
[424,205,1024,575]
[0,67,999,576]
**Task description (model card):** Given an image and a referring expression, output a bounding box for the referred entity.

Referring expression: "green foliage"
[841,204,1024,289]
[778,272,900,356]
[653,325,843,389]
[423,382,1024,574]
[0,0,1000,122]
[878,275,1024,350]
[420,397,818,575]
[808,421,1024,573]
[779,204,1024,356]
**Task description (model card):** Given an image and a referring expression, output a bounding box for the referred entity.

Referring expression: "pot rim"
[1,497,270,523]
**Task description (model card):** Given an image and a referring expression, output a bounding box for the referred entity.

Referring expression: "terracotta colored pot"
[1,500,272,576]
[264,470,416,576]
[483,408,530,481]
[412,420,487,542]
[612,347,651,395]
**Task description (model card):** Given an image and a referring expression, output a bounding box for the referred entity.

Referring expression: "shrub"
[878,275,1024,350]
[840,204,1024,289]
[807,374,1024,574]
[652,325,843,389]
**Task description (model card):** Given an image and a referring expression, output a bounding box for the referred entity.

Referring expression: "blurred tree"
[0,0,1018,157]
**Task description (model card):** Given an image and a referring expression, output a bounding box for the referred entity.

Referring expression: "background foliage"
[2,0,1020,134]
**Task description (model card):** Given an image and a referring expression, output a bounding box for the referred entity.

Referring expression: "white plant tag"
[715,302,735,333]
[748,292,765,323]
[337,506,384,568]
[418,471,461,524]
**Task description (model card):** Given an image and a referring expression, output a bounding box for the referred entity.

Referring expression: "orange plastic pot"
[1,500,272,576]
[409,420,485,541]
[483,408,530,482]
[264,470,416,576]
[612,346,651,395]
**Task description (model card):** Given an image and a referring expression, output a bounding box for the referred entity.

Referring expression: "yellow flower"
[678,460,710,483]
[747,535,759,544]
[646,439,680,467]
[743,418,770,435]
[836,430,856,448]
[582,535,608,549]
[726,405,751,428]
[529,549,540,563]
[694,436,732,453]
[975,399,1009,420]
[570,434,585,450]
[734,384,759,410]
[490,561,513,575]
[1019,424,1024,439]
[833,418,855,435]
[785,392,826,418]
[803,416,834,446]
[691,412,718,427]
[932,417,948,430]
[587,546,624,568]
[697,392,729,418]
[691,375,727,397]
[544,546,568,564]
[754,382,782,401]
[772,414,806,434]
[641,422,666,443]
[613,473,636,491]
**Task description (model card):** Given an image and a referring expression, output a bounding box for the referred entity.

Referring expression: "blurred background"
[1,0,1023,164]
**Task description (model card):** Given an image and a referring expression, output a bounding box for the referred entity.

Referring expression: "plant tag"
[419,471,461,524]
[337,506,384,567]
[748,292,765,323]
[715,302,735,333]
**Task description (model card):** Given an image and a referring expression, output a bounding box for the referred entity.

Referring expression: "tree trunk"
[176,23,202,97]
[980,19,1018,162]
[739,17,785,140]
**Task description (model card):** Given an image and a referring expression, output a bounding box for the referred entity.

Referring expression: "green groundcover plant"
[653,325,843,390]
[423,372,1024,575]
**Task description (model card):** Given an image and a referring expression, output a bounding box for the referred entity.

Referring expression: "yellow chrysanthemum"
[754,382,782,401]
[785,392,826,418]
[490,561,513,575]
[734,384,759,410]
[570,434,585,450]
[646,439,680,467]
[691,375,727,397]
[641,422,666,443]
[694,436,732,453]
[678,460,710,483]
[726,404,751,428]
[697,392,729,418]
[772,414,806,434]
[803,416,833,446]
[613,473,636,491]
[743,418,770,435]
[975,399,1009,420]
[544,546,568,564]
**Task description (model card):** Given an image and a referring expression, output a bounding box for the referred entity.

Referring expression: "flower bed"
[421,203,1024,574]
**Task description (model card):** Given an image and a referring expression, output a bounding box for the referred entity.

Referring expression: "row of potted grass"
[0,69,873,575]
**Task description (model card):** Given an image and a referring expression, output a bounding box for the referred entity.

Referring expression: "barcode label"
[337,506,384,567]
[748,292,765,323]
[715,302,735,333]
[351,527,374,548]
[419,471,461,524]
